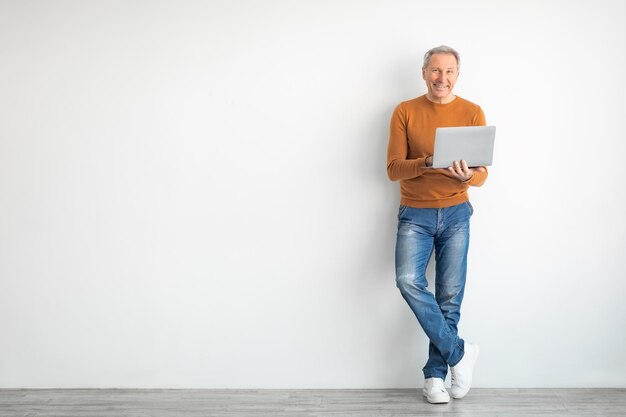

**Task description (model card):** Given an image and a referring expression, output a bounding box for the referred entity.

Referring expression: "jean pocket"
[465,201,474,216]
[398,205,409,219]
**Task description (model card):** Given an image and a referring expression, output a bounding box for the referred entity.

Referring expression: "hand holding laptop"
[425,156,486,182]
[447,160,486,182]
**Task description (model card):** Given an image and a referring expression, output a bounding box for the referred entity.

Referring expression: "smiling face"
[422,53,459,104]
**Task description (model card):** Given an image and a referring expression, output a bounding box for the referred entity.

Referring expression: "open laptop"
[431,126,496,168]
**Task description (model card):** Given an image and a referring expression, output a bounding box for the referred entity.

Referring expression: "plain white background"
[1,0,625,388]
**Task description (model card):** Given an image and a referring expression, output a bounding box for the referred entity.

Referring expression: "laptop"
[431,126,496,168]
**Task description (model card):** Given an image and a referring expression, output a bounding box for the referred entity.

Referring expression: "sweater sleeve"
[466,106,489,187]
[386,104,426,181]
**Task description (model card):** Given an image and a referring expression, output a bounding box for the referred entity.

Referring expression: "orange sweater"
[387,95,488,208]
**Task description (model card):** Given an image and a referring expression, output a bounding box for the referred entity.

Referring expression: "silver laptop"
[431,126,496,168]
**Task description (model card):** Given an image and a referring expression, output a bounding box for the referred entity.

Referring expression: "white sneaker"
[422,377,450,404]
[450,343,479,399]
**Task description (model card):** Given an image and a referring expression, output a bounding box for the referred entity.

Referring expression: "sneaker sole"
[422,390,450,404]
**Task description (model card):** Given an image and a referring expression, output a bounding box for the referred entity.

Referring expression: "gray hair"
[422,45,461,70]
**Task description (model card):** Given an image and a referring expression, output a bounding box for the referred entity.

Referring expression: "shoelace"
[450,368,457,384]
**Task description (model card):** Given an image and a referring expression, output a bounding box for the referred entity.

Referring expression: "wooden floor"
[1,388,625,417]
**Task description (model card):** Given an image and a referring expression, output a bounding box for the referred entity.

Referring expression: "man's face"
[422,53,459,103]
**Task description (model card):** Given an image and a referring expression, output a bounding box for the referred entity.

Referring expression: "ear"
[422,68,426,80]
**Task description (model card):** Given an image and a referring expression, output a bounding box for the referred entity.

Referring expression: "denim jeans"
[395,201,473,380]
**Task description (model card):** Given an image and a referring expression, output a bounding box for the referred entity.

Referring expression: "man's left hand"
[448,160,486,182]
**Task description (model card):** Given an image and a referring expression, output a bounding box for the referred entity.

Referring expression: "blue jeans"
[395,202,473,380]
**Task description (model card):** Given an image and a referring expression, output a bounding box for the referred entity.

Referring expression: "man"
[387,45,487,404]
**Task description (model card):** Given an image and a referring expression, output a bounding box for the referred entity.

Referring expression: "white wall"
[1,0,625,389]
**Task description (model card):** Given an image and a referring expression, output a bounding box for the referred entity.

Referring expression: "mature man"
[387,45,487,404]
